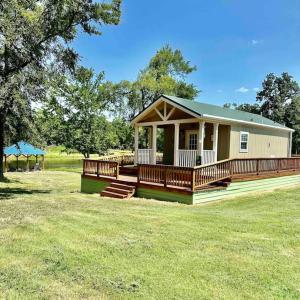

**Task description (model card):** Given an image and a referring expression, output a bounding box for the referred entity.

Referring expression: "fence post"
[164,166,167,188]
[277,159,280,173]
[191,169,195,191]
[116,163,119,179]
[137,165,140,184]
[256,159,260,175]
[229,160,233,176]
[83,159,86,175]
[97,161,100,177]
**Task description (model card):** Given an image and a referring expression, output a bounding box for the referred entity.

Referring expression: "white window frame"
[240,131,249,153]
[185,130,198,150]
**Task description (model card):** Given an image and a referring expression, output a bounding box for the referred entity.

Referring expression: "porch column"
[134,125,139,165]
[198,121,205,160]
[213,123,219,162]
[289,131,293,157]
[174,123,180,166]
[152,125,157,164]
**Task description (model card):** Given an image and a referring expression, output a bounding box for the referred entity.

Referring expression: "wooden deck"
[82,157,300,201]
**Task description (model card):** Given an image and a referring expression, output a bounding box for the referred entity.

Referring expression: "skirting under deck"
[193,174,300,204]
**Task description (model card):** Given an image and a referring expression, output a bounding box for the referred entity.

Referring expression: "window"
[189,133,198,150]
[240,132,249,152]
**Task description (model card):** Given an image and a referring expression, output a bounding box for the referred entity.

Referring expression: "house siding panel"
[229,124,290,158]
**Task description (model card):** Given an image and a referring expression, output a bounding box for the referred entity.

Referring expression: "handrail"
[194,158,231,169]
[83,159,119,179]
[83,157,300,191]
[138,157,300,191]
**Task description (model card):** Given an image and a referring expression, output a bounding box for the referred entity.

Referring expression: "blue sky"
[73,0,300,106]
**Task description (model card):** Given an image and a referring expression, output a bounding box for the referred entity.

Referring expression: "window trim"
[185,130,198,150]
[240,131,249,153]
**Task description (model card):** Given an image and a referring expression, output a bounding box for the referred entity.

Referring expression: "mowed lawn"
[0,172,299,299]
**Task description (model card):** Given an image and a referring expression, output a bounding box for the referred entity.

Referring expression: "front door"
[185,130,198,150]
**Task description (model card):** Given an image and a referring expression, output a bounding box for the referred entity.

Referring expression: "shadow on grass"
[0,177,23,184]
[0,188,51,200]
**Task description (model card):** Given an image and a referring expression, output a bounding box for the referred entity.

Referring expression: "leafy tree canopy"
[256,72,299,122]
[121,45,199,119]
[0,0,122,178]
[227,72,300,153]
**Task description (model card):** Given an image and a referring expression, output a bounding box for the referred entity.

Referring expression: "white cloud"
[235,87,249,93]
[251,39,263,46]
[253,87,259,92]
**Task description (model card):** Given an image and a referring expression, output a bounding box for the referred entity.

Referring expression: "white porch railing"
[177,149,215,167]
[178,150,199,167]
[202,150,215,165]
[137,149,152,164]
[137,149,215,166]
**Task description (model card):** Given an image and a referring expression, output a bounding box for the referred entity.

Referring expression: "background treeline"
[32,45,200,157]
[1,0,300,180]
[224,72,300,153]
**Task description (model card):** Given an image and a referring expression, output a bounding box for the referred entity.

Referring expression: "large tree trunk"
[0,117,5,181]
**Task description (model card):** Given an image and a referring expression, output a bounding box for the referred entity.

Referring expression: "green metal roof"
[162,95,290,130]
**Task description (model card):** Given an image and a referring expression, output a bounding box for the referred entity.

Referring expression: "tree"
[256,73,299,122]
[123,45,199,119]
[0,0,122,179]
[285,95,300,153]
[223,102,261,114]
[111,118,134,150]
[42,67,119,157]
[256,73,300,153]
[228,73,300,153]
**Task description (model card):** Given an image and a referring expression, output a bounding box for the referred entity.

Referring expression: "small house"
[81,95,299,204]
[131,95,293,167]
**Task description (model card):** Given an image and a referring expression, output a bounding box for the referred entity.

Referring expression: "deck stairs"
[100,182,136,199]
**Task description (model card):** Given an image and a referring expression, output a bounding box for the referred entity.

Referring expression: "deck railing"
[83,157,300,191]
[83,159,119,178]
[101,154,134,166]
[137,157,300,191]
[138,164,193,188]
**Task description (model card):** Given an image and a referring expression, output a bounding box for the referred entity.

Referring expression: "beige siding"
[229,124,290,158]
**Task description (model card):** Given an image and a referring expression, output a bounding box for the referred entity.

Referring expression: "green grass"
[0,172,300,299]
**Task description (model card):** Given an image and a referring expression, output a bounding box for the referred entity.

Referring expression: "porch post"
[213,123,219,162]
[152,124,157,164]
[198,121,205,161]
[174,123,180,166]
[134,125,139,165]
[289,131,293,157]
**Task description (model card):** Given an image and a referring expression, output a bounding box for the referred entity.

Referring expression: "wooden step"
[100,191,128,199]
[100,182,136,199]
[110,183,135,191]
[105,187,130,195]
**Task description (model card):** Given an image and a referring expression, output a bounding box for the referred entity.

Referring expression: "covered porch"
[132,96,230,167]
[134,121,230,167]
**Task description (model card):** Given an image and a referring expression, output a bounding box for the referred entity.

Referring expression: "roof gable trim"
[131,95,201,124]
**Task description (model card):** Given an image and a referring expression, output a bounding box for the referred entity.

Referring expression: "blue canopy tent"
[4,141,45,172]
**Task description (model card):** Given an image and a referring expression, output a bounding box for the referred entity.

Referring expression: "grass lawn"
[0,171,300,299]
